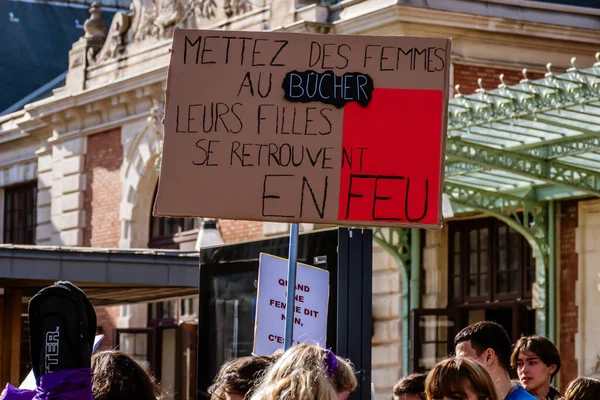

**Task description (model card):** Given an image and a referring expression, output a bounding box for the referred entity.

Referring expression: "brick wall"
[559,200,578,391]
[83,128,123,247]
[95,306,119,351]
[453,64,545,95]
[219,220,264,243]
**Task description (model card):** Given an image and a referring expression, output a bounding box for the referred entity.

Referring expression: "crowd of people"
[199,321,600,400]
[2,281,599,400]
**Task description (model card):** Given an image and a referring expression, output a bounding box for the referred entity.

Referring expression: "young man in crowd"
[392,373,427,400]
[511,336,562,400]
[454,321,535,400]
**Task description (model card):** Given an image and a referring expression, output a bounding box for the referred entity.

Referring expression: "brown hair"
[426,357,498,400]
[249,343,337,400]
[331,356,357,394]
[511,336,561,379]
[209,356,274,399]
[393,374,426,399]
[564,377,600,400]
[91,351,162,400]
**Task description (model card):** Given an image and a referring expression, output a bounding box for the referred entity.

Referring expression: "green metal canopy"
[374,54,600,371]
[446,55,600,206]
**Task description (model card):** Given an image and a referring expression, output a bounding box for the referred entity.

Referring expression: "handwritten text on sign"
[253,253,329,356]
[155,30,451,228]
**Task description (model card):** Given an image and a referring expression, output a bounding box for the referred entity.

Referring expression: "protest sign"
[154,29,451,229]
[253,253,329,356]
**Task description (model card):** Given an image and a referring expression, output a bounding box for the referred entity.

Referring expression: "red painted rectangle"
[338,88,443,225]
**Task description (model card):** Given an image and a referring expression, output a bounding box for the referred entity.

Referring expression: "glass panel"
[420,343,437,369]
[453,277,460,300]
[479,228,488,250]
[468,275,477,296]
[509,228,520,271]
[480,250,489,273]
[469,230,477,252]
[480,274,489,296]
[453,254,461,275]
[437,343,448,359]
[497,272,507,294]
[454,232,460,252]
[509,271,518,293]
[423,316,437,342]
[469,251,478,274]
[498,226,507,271]
[438,321,448,341]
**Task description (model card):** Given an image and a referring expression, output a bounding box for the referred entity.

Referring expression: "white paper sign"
[253,253,330,356]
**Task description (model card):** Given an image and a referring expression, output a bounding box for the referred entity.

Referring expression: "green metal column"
[410,228,421,310]
[548,201,556,343]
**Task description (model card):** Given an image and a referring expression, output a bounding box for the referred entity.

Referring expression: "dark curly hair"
[91,351,162,400]
[209,356,274,399]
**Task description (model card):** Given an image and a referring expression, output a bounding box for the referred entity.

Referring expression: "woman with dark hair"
[511,336,562,400]
[91,351,162,400]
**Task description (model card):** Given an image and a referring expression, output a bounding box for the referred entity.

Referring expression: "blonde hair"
[332,356,357,394]
[249,343,337,400]
[425,357,498,400]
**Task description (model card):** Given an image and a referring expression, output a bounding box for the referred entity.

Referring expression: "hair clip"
[323,348,338,377]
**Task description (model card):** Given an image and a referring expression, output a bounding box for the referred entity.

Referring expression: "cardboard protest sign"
[154,29,451,229]
[253,253,329,356]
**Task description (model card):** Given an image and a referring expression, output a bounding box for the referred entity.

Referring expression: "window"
[181,298,198,319]
[4,182,37,244]
[148,300,178,326]
[449,217,534,304]
[148,185,199,249]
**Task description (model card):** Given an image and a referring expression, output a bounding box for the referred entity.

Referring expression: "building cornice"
[332,3,600,45]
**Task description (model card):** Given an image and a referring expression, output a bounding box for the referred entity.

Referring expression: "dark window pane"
[480,250,489,273]
[497,272,507,294]
[453,254,460,275]
[498,226,507,271]
[469,251,478,274]
[453,277,460,300]
[454,232,460,252]
[480,228,488,250]
[509,271,519,293]
[4,182,37,245]
[509,228,520,271]
[468,275,477,296]
[469,230,477,252]
[480,274,489,296]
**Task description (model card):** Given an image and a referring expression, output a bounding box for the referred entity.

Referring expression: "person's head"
[249,343,338,400]
[393,373,427,400]
[330,355,357,400]
[564,377,600,400]
[425,357,498,400]
[91,351,162,400]
[209,356,274,400]
[454,322,512,374]
[510,336,561,393]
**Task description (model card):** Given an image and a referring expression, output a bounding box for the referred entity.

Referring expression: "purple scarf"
[1,369,93,400]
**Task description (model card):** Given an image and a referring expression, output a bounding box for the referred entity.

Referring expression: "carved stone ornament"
[88,0,254,66]
[89,12,131,65]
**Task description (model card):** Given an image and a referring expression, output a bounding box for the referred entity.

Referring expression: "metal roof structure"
[444,54,600,252]
[0,245,199,305]
[374,53,600,342]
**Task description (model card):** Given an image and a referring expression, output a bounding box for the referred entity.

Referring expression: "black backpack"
[28,281,97,380]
